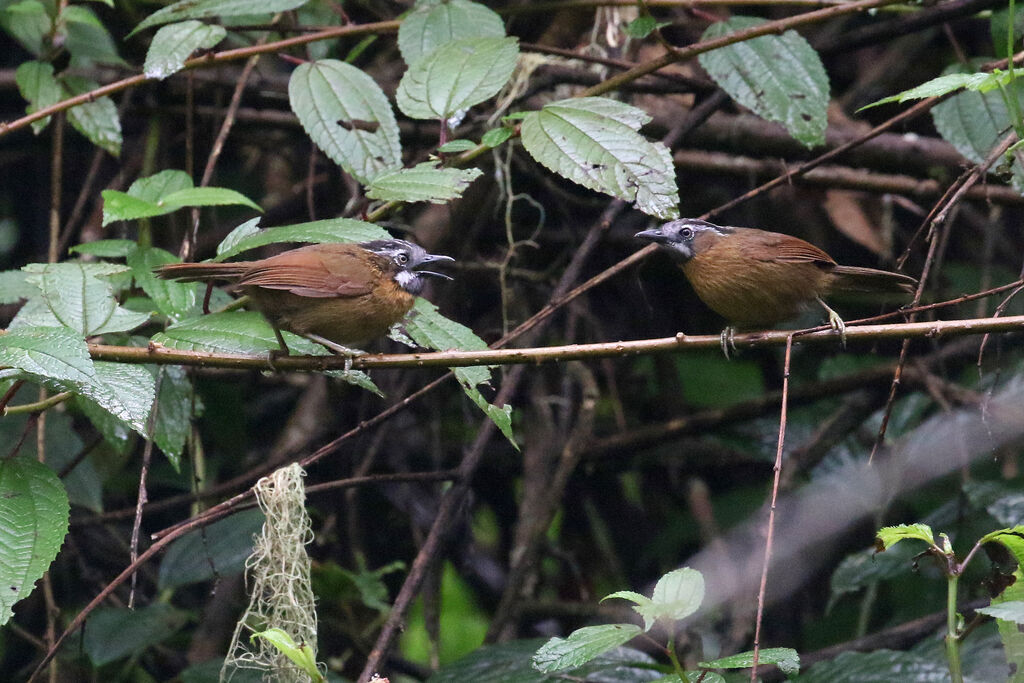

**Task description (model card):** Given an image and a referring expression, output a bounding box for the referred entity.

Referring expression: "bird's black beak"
[415,253,455,280]
[634,227,669,244]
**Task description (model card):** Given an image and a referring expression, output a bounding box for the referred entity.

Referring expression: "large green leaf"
[366,162,483,203]
[404,298,516,447]
[0,457,69,626]
[102,170,260,225]
[288,59,402,184]
[14,60,61,133]
[215,217,391,261]
[153,311,285,354]
[699,16,829,148]
[533,624,643,673]
[61,74,122,157]
[152,365,201,469]
[68,361,155,435]
[0,325,94,384]
[23,261,140,336]
[429,639,660,682]
[0,269,40,303]
[701,648,799,676]
[143,20,226,80]
[83,604,188,665]
[158,508,264,589]
[0,0,51,57]
[796,649,947,682]
[131,0,308,36]
[398,0,505,64]
[396,36,519,121]
[128,246,199,319]
[521,97,679,219]
[62,4,125,67]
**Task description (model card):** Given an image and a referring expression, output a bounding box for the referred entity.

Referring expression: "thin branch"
[39,313,1024,372]
[752,335,794,681]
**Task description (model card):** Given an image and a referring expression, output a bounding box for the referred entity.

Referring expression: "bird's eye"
[680,228,693,239]
[396,252,409,265]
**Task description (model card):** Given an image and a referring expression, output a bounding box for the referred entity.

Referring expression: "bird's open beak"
[634,227,668,244]
[415,253,455,280]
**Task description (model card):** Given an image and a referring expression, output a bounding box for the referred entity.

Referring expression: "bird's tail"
[830,265,917,296]
[154,262,249,282]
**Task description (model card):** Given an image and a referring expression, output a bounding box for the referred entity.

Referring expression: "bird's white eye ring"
[396,252,409,265]
[680,228,693,239]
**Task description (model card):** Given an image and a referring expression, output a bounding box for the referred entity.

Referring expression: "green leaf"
[397,36,519,121]
[0,0,51,56]
[980,526,1024,569]
[214,217,391,261]
[366,162,483,203]
[0,269,39,303]
[481,126,514,147]
[0,325,94,384]
[701,647,799,675]
[69,239,138,258]
[428,638,660,682]
[61,75,122,157]
[14,60,61,133]
[160,186,261,212]
[83,604,188,665]
[398,0,506,64]
[437,139,477,152]
[646,567,704,624]
[0,457,69,626]
[22,261,139,336]
[932,65,1016,164]
[977,601,1024,623]
[876,523,936,550]
[532,624,643,673]
[153,311,283,354]
[250,629,325,683]
[131,0,309,36]
[158,508,264,589]
[152,365,200,468]
[862,70,1024,110]
[796,649,947,682]
[520,97,679,219]
[129,168,194,202]
[288,59,402,184]
[71,361,155,435]
[602,590,653,607]
[828,541,919,609]
[144,20,226,80]
[128,247,199,320]
[991,569,1024,679]
[699,16,829,148]
[626,15,666,39]
[62,4,125,67]
[404,298,517,447]
[102,171,259,225]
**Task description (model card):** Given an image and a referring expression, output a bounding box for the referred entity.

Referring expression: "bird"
[635,218,917,353]
[154,239,454,357]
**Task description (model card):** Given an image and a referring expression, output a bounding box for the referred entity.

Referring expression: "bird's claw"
[719,326,738,359]
[818,297,847,348]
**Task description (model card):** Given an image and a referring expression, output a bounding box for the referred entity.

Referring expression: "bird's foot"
[267,327,292,370]
[304,333,366,372]
[719,326,738,359]
[817,297,847,348]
